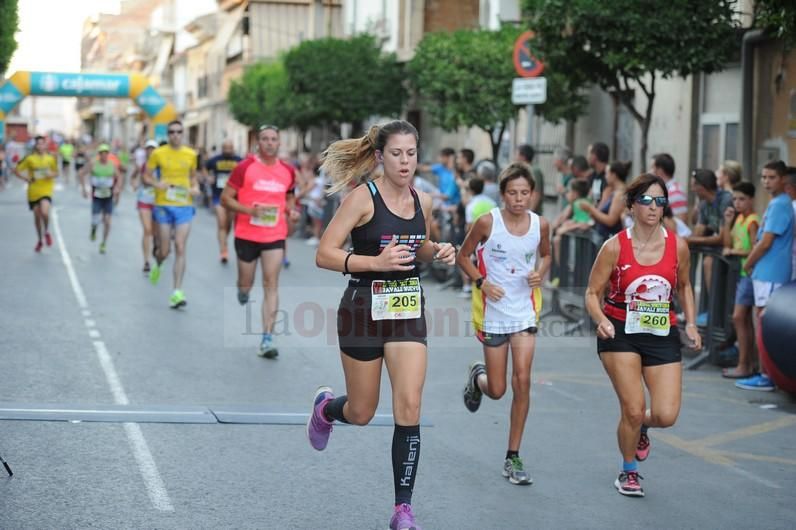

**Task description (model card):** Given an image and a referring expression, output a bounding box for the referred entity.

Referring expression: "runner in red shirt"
[585,173,701,498]
[221,125,299,358]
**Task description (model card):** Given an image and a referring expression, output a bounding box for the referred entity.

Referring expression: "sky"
[9,0,122,73]
[6,1,122,135]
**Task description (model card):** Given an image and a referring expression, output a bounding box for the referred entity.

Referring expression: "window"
[699,114,738,169]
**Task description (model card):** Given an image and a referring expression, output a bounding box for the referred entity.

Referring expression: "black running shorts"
[337,283,427,362]
[28,196,52,210]
[234,237,285,263]
[476,326,538,347]
[597,317,682,366]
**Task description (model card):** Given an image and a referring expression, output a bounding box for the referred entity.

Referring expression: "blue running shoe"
[735,374,775,392]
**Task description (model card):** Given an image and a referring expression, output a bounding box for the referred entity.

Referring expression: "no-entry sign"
[513,30,544,78]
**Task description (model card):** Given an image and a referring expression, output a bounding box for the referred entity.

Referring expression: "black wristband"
[343,251,353,275]
[475,277,485,289]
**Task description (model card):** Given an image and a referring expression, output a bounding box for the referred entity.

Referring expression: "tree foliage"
[0,0,19,75]
[282,34,406,132]
[408,26,585,161]
[523,0,739,162]
[754,0,796,49]
[228,60,292,130]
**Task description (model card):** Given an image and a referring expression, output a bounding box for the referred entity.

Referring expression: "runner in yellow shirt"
[143,120,200,308]
[14,136,58,252]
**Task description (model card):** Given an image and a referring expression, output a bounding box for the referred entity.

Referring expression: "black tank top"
[350,181,427,283]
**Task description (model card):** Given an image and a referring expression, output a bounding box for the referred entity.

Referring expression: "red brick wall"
[424,0,480,33]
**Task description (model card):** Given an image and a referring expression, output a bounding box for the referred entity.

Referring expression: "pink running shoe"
[45,232,53,246]
[306,386,334,451]
[615,471,644,497]
[390,504,421,530]
[635,431,651,461]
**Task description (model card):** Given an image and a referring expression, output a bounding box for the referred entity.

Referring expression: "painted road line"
[654,431,781,489]
[52,208,174,512]
[125,423,174,512]
[688,415,796,448]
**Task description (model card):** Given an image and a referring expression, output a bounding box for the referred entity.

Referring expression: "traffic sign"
[513,30,544,78]
[512,77,547,105]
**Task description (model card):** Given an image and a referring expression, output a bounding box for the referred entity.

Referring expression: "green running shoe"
[99,242,106,254]
[170,289,186,309]
[149,262,161,285]
[503,455,533,485]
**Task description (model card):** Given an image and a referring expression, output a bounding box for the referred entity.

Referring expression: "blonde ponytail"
[322,126,380,195]
[321,120,419,195]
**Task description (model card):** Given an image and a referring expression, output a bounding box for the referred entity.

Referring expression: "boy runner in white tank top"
[457,163,551,485]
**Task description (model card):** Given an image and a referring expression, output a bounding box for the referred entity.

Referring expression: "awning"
[148,35,175,79]
[211,5,245,55]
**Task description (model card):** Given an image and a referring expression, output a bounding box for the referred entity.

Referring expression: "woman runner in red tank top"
[585,173,701,498]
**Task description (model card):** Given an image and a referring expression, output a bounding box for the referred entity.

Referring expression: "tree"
[282,34,406,136]
[408,26,585,162]
[523,0,740,163]
[754,0,796,49]
[0,0,19,75]
[228,60,292,130]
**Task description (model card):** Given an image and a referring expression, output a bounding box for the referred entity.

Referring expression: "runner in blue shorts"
[143,120,200,309]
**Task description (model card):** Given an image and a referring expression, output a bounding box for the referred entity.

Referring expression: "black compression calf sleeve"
[323,396,350,424]
[392,424,420,506]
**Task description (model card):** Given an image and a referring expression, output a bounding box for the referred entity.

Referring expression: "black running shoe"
[463,361,486,412]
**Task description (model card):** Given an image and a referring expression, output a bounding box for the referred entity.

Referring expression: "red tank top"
[603,227,679,325]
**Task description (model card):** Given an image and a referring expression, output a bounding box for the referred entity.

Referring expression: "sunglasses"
[168,129,183,134]
[635,195,668,207]
[258,124,279,132]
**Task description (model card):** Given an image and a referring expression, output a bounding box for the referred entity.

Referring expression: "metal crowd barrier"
[683,246,741,370]
[545,229,605,335]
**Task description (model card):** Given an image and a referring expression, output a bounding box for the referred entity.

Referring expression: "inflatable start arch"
[0,71,177,142]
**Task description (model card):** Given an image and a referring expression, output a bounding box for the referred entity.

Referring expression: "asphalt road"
[1,180,795,529]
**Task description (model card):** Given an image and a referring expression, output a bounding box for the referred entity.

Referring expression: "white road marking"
[725,464,781,489]
[52,208,174,512]
[84,319,96,328]
[93,341,129,405]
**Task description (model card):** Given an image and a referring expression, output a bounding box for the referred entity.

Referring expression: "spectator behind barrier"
[719,181,759,379]
[686,168,733,319]
[687,169,733,245]
[587,142,610,205]
[650,153,688,222]
[515,144,545,215]
[419,148,460,207]
[553,156,591,230]
[717,160,742,193]
[735,160,794,392]
[580,160,631,240]
[551,179,592,281]
[553,146,573,209]
[475,160,500,205]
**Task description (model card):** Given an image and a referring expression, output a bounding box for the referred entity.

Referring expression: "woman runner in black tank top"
[349,179,426,283]
[305,121,455,530]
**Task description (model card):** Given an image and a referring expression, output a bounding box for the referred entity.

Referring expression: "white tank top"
[473,208,542,334]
